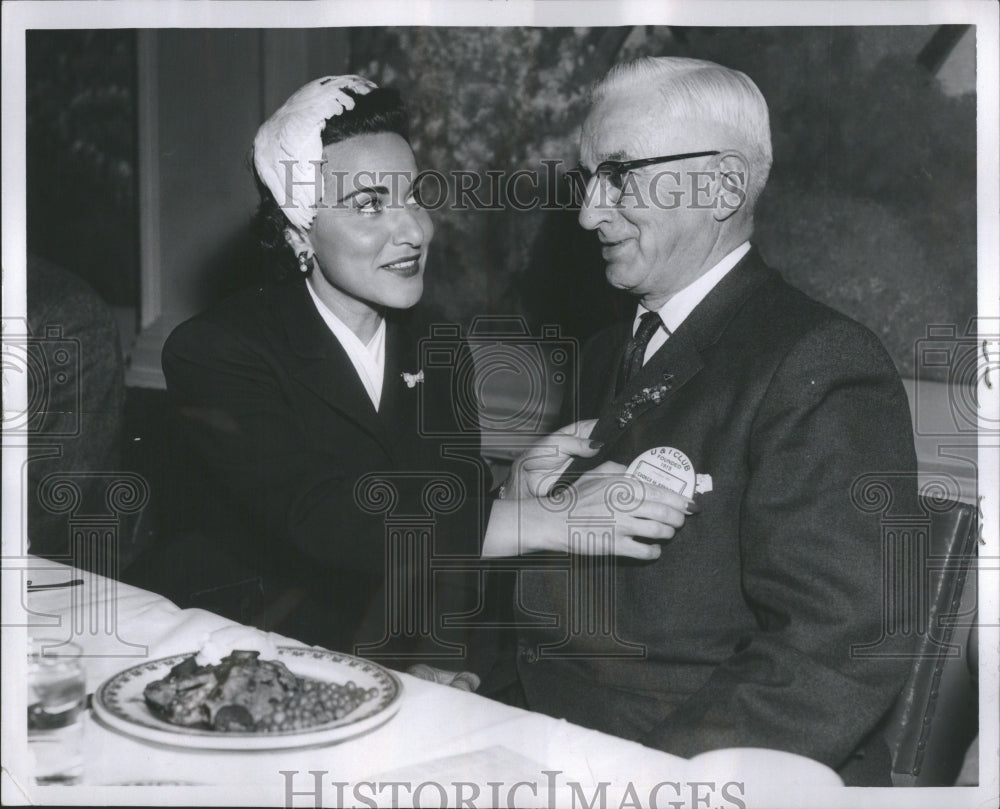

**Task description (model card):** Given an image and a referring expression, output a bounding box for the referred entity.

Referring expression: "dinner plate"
[92,646,403,750]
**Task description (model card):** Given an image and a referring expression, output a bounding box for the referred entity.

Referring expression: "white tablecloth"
[3,558,843,807]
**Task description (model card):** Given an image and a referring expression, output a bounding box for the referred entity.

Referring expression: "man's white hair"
[593,56,773,212]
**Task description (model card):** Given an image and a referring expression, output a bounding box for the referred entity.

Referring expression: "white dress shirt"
[636,241,751,364]
[305,279,386,410]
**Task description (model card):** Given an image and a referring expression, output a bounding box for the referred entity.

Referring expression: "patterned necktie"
[616,311,666,396]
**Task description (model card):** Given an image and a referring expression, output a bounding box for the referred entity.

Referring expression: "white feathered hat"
[252,75,378,231]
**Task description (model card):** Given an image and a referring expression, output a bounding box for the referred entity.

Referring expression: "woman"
[151,75,687,674]
[153,76,484,666]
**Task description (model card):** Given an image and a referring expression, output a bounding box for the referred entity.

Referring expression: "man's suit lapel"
[588,248,777,445]
[602,328,704,434]
[271,280,394,455]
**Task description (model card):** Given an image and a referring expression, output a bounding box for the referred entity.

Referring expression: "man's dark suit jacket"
[146,279,487,663]
[504,247,918,785]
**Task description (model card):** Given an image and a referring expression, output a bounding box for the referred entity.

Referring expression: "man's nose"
[578,177,615,231]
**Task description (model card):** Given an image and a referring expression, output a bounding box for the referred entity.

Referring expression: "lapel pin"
[401,370,424,388]
[616,374,673,428]
[626,446,697,498]
[625,447,713,498]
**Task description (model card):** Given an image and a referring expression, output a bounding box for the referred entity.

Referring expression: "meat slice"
[143,658,217,727]
[144,650,301,730]
[202,651,300,727]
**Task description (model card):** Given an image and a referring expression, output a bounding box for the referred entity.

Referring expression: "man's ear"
[284,226,313,257]
[713,151,750,223]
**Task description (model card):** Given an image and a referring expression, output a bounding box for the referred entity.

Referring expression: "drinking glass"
[27,639,86,785]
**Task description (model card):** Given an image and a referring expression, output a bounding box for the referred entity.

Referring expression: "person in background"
[26,253,131,569]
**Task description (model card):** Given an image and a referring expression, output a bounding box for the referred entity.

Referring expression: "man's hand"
[406,664,480,692]
[483,461,697,561]
[505,419,600,499]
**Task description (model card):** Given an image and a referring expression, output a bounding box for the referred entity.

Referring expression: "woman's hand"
[505,419,600,499]
[406,664,481,692]
[483,461,697,561]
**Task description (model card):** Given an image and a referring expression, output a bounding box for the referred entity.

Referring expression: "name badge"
[626,447,713,498]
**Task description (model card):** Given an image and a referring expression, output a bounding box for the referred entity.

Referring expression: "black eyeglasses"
[568,151,721,195]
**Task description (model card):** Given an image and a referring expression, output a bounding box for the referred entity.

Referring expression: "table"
[3,558,843,807]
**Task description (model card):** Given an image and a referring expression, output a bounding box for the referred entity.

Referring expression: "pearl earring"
[297,252,313,275]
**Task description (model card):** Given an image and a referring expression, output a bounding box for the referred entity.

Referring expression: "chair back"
[884,497,978,786]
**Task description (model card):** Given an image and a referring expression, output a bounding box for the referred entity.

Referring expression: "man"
[493,57,918,786]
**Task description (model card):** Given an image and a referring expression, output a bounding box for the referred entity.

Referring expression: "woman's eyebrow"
[338,184,390,204]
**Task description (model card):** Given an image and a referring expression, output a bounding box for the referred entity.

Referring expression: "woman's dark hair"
[251,86,410,281]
